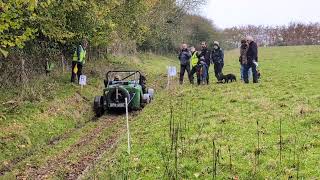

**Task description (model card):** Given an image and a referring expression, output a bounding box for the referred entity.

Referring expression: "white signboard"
[167,66,177,77]
[79,75,87,85]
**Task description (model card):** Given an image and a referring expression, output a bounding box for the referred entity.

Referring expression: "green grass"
[84,46,320,179]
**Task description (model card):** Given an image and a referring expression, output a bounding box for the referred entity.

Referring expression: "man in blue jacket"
[244,36,259,83]
[178,43,192,84]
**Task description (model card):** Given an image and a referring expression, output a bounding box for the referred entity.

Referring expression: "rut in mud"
[16,114,125,180]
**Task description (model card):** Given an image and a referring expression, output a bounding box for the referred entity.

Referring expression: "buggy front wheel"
[94,96,105,117]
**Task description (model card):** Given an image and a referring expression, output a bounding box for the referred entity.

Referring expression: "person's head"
[82,39,88,49]
[213,41,220,50]
[114,75,121,81]
[201,42,207,49]
[246,36,254,43]
[190,46,196,53]
[241,39,247,44]
[181,43,188,50]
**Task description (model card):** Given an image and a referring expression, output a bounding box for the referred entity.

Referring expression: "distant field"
[85,46,320,179]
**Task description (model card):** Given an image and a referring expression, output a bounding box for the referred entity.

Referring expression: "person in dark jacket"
[243,36,259,83]
[178,43,192,84]
[239,39,252,80]
[211,41,224,82]
[198,42,211,84]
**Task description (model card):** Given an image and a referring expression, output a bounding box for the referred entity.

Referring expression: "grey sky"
[202,0,320,28]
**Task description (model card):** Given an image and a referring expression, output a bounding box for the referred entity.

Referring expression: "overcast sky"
[202,0,320,29]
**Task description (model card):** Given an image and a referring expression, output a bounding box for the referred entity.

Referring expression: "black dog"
[218,73,237,83]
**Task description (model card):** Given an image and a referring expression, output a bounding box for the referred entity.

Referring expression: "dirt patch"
[66,129,123,179]
[16,115,120,180]
[0,93,93,176]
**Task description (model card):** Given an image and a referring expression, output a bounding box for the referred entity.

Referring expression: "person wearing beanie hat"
[244,36,259,83]
[211,41,224,82]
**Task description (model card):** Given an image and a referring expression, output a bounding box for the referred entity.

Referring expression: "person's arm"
[253,43,258,62]
[178,52,181,60]
[186,51,191,59]
[196,51,201,59]
[221,50,224,60]
[83,50,86,64]
[209,51,213,64]
[195,52,201,65]
[220,49,224,63]
[255,44,258,62]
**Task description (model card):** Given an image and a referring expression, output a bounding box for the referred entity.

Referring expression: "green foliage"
[0,0,37,55]
[182,15,220,47]
[1,0,217,57]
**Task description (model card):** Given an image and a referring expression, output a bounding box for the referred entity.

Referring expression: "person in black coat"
[243,36,259,83]
[211,41,224,82]
[178,43,192,84]
[198,42,211,84]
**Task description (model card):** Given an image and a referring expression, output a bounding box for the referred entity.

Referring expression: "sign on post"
[168,66,177,77]
[79,75,87,86]
[167,66,177,89]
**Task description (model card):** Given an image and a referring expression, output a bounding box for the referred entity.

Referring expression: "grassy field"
[84,46,320,179]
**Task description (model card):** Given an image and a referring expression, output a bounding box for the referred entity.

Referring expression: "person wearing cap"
[211,41,224,82]
[198,42,211,84]
[244,36,259,83]
[178,43,192,84]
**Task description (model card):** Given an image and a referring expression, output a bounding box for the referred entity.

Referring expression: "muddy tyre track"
[16,115,122,180]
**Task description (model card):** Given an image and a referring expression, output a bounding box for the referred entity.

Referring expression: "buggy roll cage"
[106,71,141,81]
[105,71,142,87]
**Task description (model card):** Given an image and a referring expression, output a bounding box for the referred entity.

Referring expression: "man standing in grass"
[211,41,224,83]
[198,42,211,84]
[244,36,259,83]
[239,39,252,80]
[71,40,88,83]
[178,43,192,84]
[189,46,200,84]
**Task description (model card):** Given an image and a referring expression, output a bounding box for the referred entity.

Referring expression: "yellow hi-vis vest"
[191,51,198,67]
[72,45,86,64]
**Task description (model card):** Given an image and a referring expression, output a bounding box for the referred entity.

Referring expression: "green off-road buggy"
[93,71,154,117]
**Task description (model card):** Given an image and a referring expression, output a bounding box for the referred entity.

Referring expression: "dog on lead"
[218,73,237,83]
